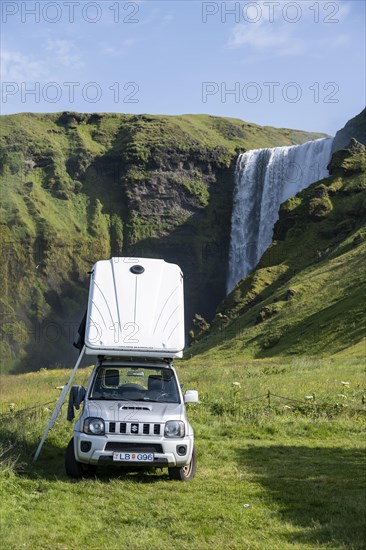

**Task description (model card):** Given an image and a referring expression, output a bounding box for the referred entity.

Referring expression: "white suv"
[65,358,198,481]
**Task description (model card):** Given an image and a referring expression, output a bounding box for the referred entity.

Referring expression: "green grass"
[190,147,366,360]
[1,355,365,549]
[0,112,325,373]
[1,115,364,546]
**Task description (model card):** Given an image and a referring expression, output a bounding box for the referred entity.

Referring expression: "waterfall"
[227,137,334,294]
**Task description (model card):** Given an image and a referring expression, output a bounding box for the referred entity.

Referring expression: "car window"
[90,366,180,403]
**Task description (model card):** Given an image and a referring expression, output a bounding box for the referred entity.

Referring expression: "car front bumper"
[74,432,194,468]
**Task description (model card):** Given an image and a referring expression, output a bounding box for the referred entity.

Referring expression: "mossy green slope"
[189,142,366,359]
[0,112,324,373]
[1,355,365,550]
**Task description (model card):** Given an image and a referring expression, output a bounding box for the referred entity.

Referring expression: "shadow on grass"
[0,419,170,483]
[236,444,366,549]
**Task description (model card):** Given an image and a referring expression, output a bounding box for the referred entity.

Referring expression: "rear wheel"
[168,447,196,481]
[65,437,97,479]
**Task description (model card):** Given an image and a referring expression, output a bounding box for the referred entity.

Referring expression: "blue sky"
[1,0,365,135]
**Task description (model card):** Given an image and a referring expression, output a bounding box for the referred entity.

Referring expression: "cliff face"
[0,112,325,372]
[332,108,366,153]
[190,141,366,359]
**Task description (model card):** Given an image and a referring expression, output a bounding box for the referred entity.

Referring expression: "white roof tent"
[78,257,185,359]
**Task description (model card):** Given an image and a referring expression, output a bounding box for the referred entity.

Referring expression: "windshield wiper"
[131,398,157,402]
[90,397,131,401]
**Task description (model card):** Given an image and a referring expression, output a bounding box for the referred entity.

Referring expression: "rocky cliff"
[332,108,366,153]
[0,112,324,372]
[190,139,366,359]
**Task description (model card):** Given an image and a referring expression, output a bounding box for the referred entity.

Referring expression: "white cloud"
[249,0,351,23]
[0,50,45,81]
[44,39,83,68]
[140,7,174,28]
[227,0,353,58]
[337,1,352,20]
[331,34,351,48]
[99,43,117,56]
[162,14,174,25]
[99,38,140,57]
[228,20,304,56]
[123,38,139,48]
[1,41,83,84]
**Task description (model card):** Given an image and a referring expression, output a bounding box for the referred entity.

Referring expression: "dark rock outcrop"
[1,112,323,371]
[331,108,366,153]
[328,138,366,177]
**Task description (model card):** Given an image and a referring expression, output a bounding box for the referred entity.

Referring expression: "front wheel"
[168,447,196,481]
[65,437,97,479]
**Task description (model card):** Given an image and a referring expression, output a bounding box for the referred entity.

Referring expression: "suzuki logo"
[131,423,138,433]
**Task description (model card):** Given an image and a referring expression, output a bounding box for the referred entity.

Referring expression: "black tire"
[65,437,97,479]
[168,446,196,481]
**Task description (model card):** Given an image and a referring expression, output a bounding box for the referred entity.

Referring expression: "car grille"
[108,422,162,436]
[105,442,164,453]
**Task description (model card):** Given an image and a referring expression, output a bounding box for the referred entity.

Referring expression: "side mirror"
[184,390,199,403]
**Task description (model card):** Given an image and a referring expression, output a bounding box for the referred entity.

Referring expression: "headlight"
[83,417,105,435]
[164,420,185,438]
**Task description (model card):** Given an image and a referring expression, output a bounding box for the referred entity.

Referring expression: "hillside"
[1,114,365,550]
[332,108,366,153]
[0,112,324,373]
[1,355,365,549]
[189,140,366,359]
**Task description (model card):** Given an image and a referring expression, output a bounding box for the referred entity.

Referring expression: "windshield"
[90,365,180,403]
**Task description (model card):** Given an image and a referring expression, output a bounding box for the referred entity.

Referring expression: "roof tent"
[84,257,185,358]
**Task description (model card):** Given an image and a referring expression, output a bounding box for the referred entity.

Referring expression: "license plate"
[113,452,154,462]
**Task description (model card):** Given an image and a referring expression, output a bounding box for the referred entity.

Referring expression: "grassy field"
[189,146,366,360]
[1,354,365,550]
[0,112,326,374]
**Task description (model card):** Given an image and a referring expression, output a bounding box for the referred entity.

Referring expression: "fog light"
[81,441,92,453]
[177,445,187,456]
